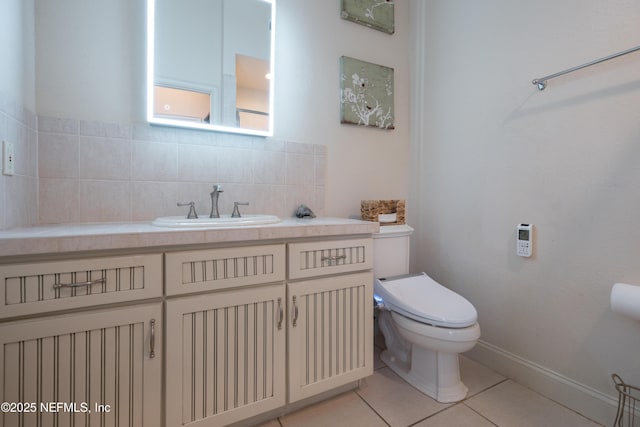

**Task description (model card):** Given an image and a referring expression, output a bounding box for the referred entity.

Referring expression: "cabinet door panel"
[0,303,162,427]
[166,285,286,427]
[288,272,373,402]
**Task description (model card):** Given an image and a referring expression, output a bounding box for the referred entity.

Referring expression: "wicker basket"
[360,200,405,225]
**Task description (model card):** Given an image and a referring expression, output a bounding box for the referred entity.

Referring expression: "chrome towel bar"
[532,44,640,90]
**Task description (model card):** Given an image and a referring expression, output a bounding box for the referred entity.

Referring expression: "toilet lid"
[374,272,477,328]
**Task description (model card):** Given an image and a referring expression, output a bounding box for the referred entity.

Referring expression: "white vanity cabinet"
[164,244,287,427]
[0,255,163,427]
[164,237,374,426]
[0,303,162,427]
[287,272,373,402]
[165,285,286,427]
[287,239,374,402]
[0,220,377,427]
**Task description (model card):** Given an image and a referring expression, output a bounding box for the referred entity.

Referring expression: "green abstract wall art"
[341,0,394,34]
[340,56,395,130]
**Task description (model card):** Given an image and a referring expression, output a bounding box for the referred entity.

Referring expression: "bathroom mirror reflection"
[147,0,275,136]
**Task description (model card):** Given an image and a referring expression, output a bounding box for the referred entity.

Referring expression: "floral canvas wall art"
[340,56,395,130]
[341,0,394,34]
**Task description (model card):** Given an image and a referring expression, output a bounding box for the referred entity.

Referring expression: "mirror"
[147,0,275,136]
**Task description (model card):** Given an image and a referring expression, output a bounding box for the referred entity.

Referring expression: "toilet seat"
[375,272,477,328]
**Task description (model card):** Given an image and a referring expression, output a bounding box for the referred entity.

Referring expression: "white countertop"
[0,218,380,258]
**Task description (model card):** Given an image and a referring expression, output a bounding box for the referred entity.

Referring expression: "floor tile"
[413,404,497,427]
[465,380,602,427]
[279,391,386,427]
[459,355,506,397]
[356,367,451,427]
[373,344,386,370]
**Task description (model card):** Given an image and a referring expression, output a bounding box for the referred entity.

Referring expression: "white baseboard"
[466,340,619,426]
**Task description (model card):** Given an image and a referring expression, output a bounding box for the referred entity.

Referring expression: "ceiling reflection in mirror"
[147,0,275,136]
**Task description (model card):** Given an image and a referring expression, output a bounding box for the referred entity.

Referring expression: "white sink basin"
[152,215,281,228]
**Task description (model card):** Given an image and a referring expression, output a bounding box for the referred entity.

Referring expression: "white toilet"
[373,225,480,403]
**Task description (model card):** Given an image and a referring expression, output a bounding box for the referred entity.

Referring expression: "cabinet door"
[288,272,374,402]
[0,303,162,427]
[166,285,286,427]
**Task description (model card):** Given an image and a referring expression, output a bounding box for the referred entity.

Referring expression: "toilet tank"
[372,224,414,278]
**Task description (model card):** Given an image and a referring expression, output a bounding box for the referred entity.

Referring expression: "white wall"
[1,0,35,110]
[31,0,410,221]
[35,0,146,123]
[0,0,38,229]
[411,0,640,422]
[155,0,222,91]
[276,0,410,217]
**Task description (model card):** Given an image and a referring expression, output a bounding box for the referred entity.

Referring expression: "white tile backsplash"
[286,153,315,186]
[131,140,179,182]
[39,178,80,224]
[10,110,327,228]
[253,150,286,185]
[0,92,326,228]
[79,136,132,180]
[37,116,79,135]
[216,147,254,184]
[6,176,38,227]
[0,93,38,229]
[39,133,79,179]
[177,144,219,183]
[80,120,131,139]
[130,181,189,221]
[79,180,132,222]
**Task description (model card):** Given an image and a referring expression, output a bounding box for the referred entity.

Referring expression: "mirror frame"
[146,0,276,137]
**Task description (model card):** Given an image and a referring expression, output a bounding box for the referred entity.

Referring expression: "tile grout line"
[353,390,393,427]
[404,378,511,426]
[466,377,511,400]
[462,402,501,427]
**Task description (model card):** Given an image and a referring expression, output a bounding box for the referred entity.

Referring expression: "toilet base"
[378,310,474,403]
[380,346,469,403]
[381,347,469,403]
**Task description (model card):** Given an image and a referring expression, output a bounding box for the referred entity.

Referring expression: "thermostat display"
[517,224,533,257]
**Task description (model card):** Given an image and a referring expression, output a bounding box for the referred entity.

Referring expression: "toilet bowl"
[373,226,480,403]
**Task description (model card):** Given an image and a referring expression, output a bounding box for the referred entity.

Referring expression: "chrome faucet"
[231,202,249,218]
[209,184,223,218]
[177,201,198,219]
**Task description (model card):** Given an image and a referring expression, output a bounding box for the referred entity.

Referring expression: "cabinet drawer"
[288,238,373,280]
[165,244,286,296]
[0,254,162,319]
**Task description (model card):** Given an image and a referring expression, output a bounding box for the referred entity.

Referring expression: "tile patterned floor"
[256,338,604,427]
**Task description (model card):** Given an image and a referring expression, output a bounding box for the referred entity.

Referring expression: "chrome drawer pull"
[277,298,284,330]
[292,296,299,327]
[321,255,347,262]
[53,277,106,289]
[149,319,156,359]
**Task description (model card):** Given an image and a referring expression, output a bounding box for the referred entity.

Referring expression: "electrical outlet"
[3,141,15,175]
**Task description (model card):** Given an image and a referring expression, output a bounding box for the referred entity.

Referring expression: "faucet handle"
[177,202,198,219]
[231,202,250,218]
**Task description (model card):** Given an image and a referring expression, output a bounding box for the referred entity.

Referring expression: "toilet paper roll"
[379,213,397,223]
[610,283,640,321]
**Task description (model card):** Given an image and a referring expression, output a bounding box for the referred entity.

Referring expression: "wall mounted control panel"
[517,223,533,257]
[2,141,15,176]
